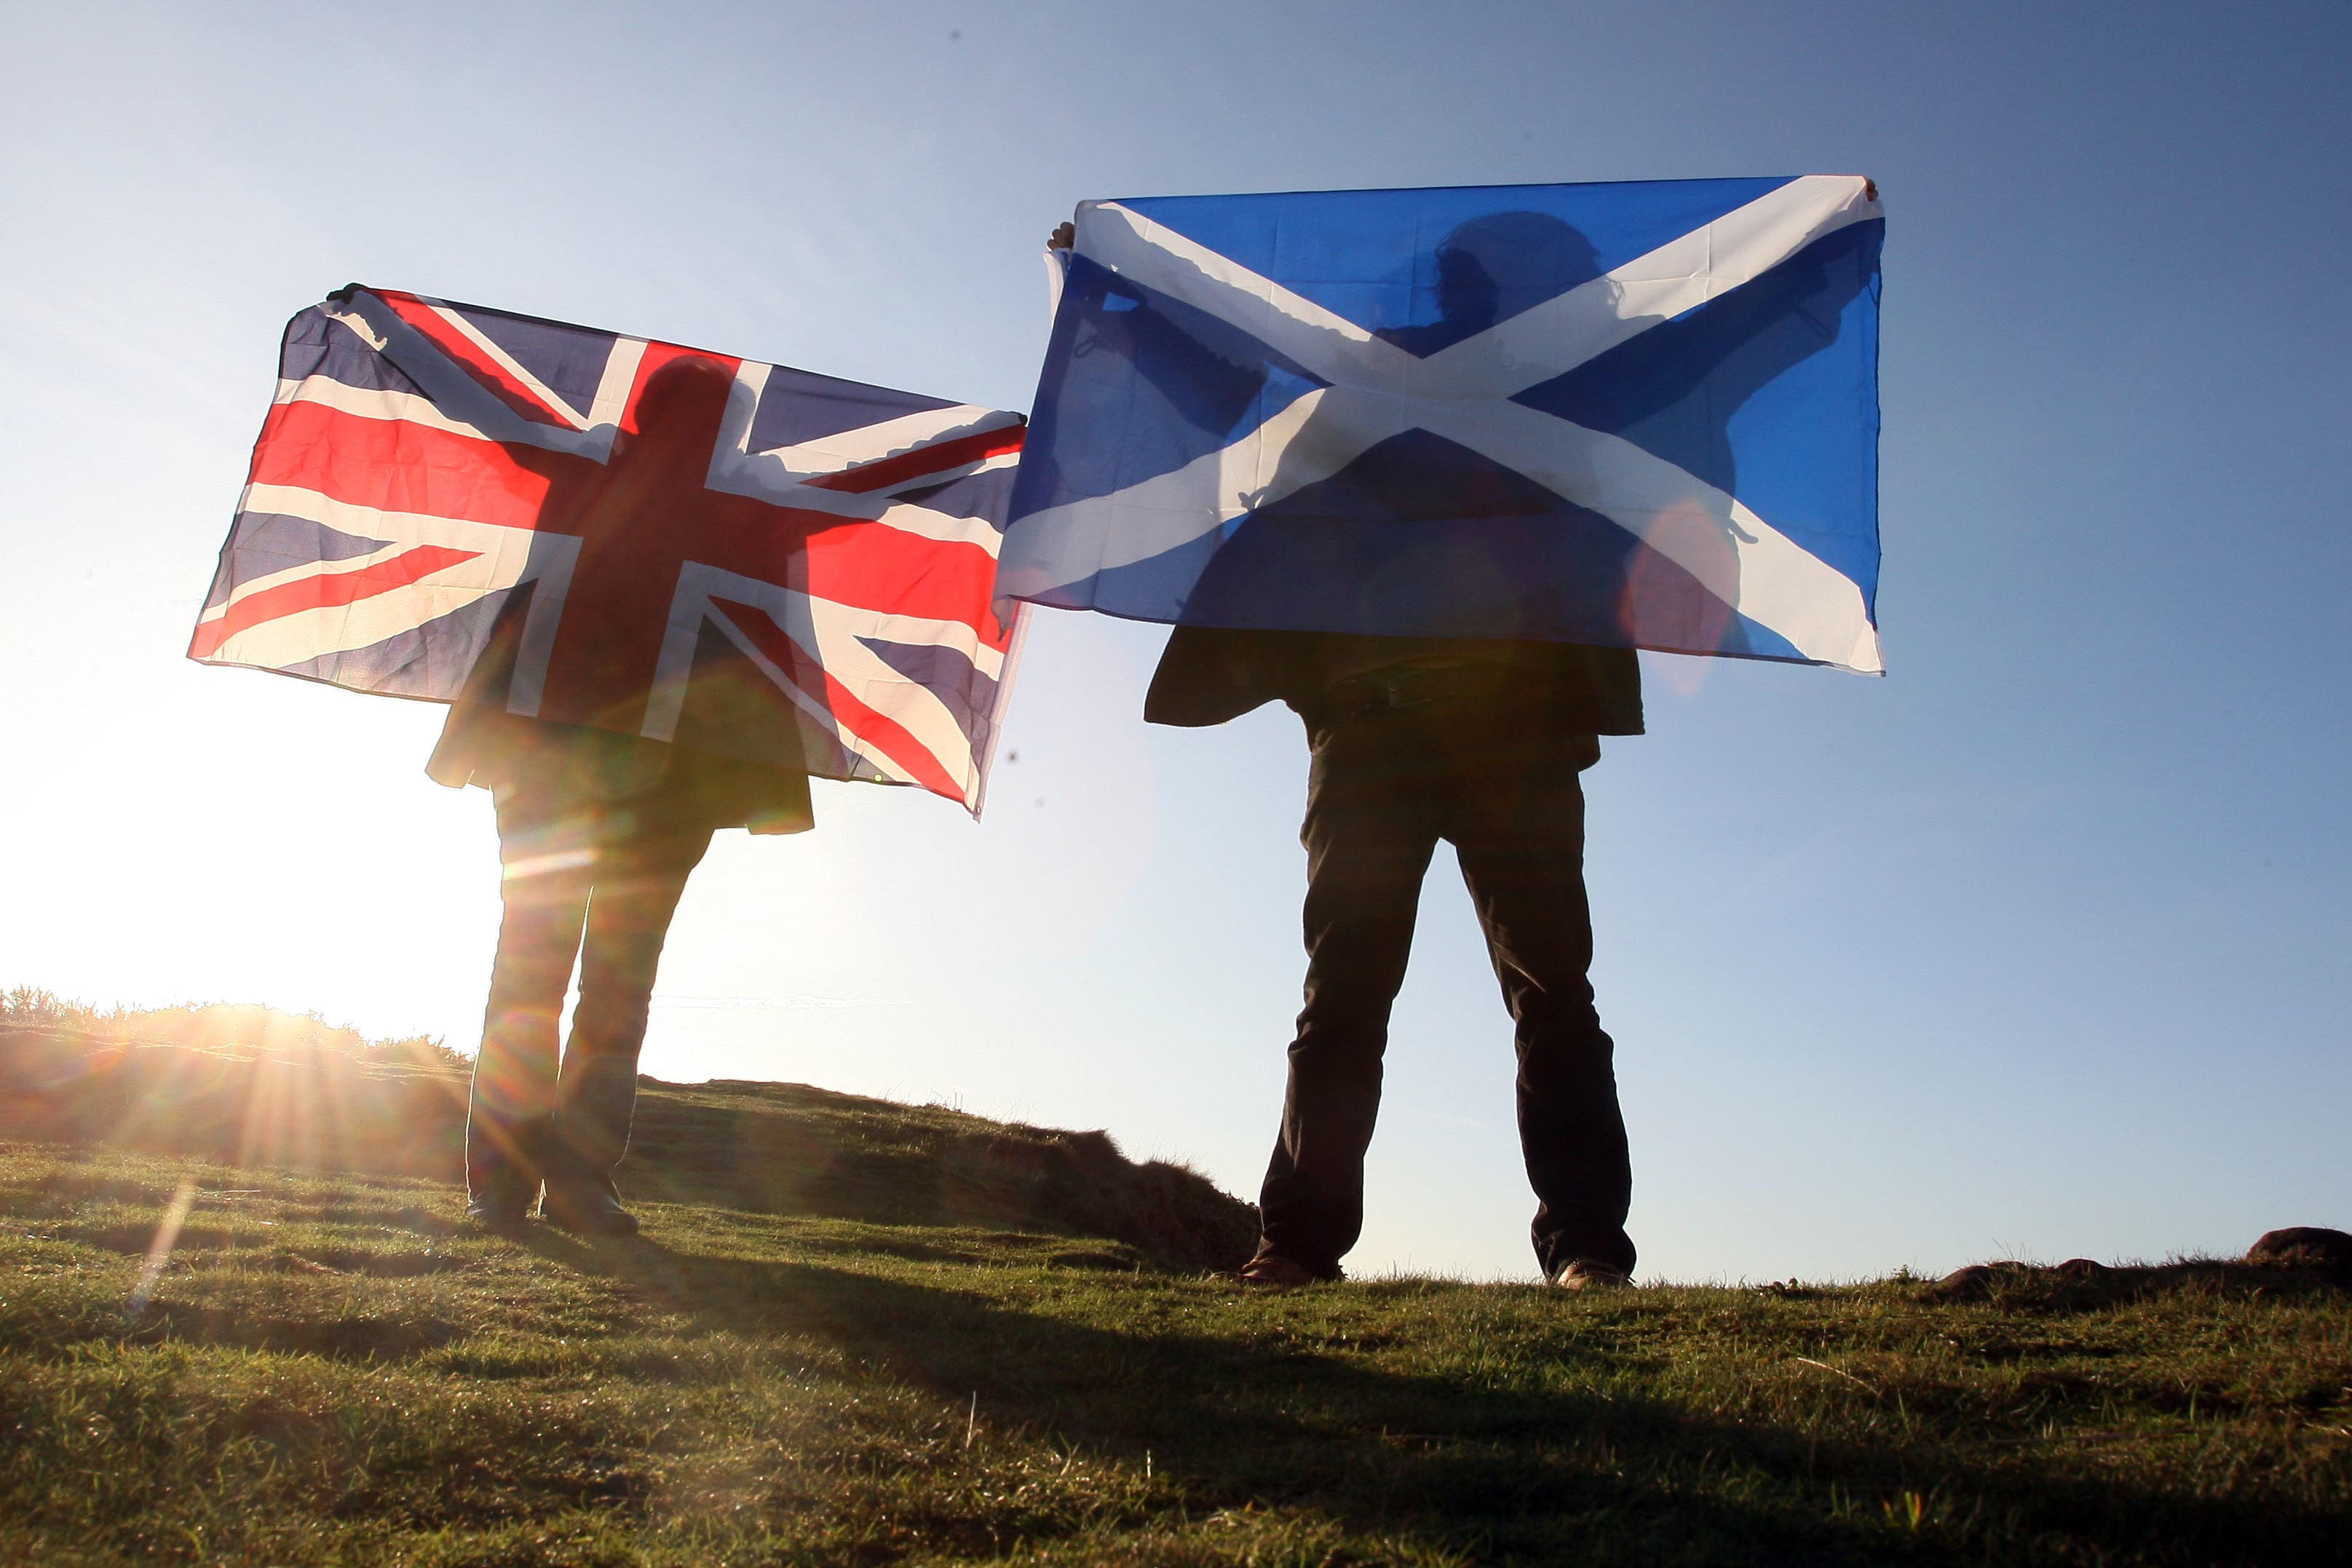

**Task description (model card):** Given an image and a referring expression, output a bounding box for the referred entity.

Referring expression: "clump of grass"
[1,1143,2345,1565]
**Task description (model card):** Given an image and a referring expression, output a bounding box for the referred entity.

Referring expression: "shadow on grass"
[522,1230,2349,1568]
[133,1302,468,1359]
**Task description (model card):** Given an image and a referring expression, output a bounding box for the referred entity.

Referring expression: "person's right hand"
[1048,221,1074,251]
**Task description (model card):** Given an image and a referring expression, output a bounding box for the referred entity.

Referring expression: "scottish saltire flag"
[192,286,1028,812]
[1001,176,1885,672]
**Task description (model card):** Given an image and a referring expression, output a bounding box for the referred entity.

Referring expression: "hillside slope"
[0,1020,1256,1273]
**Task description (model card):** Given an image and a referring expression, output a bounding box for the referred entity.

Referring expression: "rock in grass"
[1926,1241,2352,1310]
[2246,1226,2352,1280]
[1923,1262,2021,1302]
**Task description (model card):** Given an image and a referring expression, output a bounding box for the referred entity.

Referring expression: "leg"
[548,825,711,1194]
[1257,719,1440,1275]
[1448,740,1635,1280]
[464,795,593,1209]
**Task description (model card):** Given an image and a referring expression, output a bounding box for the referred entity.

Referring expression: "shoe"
[1237,1246,1342,1289]
[1548,1259,1633,1293]
[462,1195,531,1232]
[543,1182,639,1237]
[463,1173,536,1232]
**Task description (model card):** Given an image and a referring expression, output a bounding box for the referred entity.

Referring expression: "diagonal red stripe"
[374,291,583,429]
[709,596,965,802]
[189,544,482,659]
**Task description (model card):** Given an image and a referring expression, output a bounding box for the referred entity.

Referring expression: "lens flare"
[126,1179,197,1320]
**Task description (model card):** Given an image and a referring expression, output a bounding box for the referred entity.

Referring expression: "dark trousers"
[1259,694,1635,1279]
[463,793,711,1204]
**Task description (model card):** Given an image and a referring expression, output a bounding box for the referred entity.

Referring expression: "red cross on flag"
[191,286,1029,812]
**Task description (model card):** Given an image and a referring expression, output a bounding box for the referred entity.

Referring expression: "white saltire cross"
[1002,175,1884,673]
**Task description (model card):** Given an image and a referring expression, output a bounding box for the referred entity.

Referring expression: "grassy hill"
[1,1006,2348,1565]
[0,1004,1256,1274]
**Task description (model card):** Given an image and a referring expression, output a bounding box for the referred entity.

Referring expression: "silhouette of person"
[432,356,814,1235]
[1050,213,1647,1288]
[1052,196,1869,1286]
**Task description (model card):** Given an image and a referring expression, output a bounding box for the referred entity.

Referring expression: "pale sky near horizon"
[4,0,2346,1284]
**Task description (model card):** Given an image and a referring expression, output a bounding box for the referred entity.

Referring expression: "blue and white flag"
[1001,177,1885,672]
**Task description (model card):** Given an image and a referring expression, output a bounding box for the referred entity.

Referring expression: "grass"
[0,1018,1257,1272]
[1,1141,2347,1567]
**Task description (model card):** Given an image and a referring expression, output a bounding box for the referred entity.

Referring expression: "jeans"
[1257,690,1635,1279]
[463,791,711,1204]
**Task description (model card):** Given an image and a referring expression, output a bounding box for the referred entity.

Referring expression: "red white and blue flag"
[191,286,1028,812]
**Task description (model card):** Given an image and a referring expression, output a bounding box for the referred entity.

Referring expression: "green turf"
[1,1144,2345,1566]
[0,1008,1259,1275]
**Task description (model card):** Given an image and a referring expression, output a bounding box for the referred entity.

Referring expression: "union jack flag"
[191,286,1028,812]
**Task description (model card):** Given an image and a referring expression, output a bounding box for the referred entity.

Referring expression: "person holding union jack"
[437,357,815,1237]
[194,282,1035,1234]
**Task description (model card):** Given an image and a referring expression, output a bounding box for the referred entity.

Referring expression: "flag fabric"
[1000,176,1885,673]
[193,287,1028,812]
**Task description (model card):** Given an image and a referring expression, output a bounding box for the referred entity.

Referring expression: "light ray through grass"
[124,1176,196,1320]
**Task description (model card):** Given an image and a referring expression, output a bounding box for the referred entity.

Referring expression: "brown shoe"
[1548,1260,1632,1293]
[1238,1248,1341,1289]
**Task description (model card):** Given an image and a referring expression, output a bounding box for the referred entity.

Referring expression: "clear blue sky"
[4,0,2345,1283]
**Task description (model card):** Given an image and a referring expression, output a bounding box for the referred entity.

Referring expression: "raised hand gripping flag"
[192,287,1028,812]
[1001,177,1884,672]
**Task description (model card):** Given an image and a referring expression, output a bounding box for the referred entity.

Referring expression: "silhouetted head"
[1432,210,1605,331]
[625,355,734,448]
